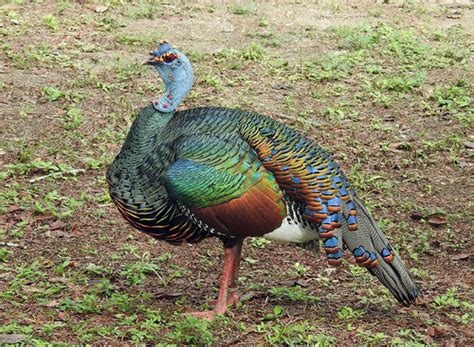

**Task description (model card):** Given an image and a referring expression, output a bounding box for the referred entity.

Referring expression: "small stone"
[464,141,474,149]
[0,335,27,344]
[271,83,293,90]
[457,160,467,169]
[94,5,108,13]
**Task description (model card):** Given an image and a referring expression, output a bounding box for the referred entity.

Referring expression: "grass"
[0,1,473,345]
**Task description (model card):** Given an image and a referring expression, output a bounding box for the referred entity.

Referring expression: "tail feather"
[341,197,421,306]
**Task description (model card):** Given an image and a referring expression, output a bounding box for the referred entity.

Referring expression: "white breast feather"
[263,218,318,243]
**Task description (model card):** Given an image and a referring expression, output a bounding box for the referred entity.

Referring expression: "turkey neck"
[115,105,174,167]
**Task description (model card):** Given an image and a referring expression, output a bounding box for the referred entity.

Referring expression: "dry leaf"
[450,253,473,261]
[43,300,59,307]
[50,220,66,230]
[427,213,447,226]
[427,326,448,337]
[8,205,21,213]
[35,215,54,222]
[57,312,68,321]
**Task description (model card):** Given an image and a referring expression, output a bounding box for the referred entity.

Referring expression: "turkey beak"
[142,52,159,65]
[142,53,155,65]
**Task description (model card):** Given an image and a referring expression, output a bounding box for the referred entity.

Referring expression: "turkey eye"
[163,54,175,63]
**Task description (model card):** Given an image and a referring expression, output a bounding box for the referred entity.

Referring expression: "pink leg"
[189,238,243,319]
[227,239,242,305]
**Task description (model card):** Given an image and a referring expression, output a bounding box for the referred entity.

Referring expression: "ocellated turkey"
[107,41,420,319]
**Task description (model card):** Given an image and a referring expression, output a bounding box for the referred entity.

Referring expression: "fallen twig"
[0,242,24,248]
[28,169,85,183]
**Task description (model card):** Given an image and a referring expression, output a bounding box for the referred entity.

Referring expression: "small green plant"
[0,321,34,335]
[85,263,112,276]
[5,160,72,176]
[106,292,134,313]
[0,248,11,262]
[40,322,65,336]
[292,262,309,276]
[63,108,83,130]
[88,279,115,297]
[229,5,255,15]
[357,330,388,344]
[270,286,320,303]
[42,15,58,32]
[348,264,367,277]
[122,3,156,20]
[264,305,284,320]
[42,86,64,102]
[42,87,83,102]
[324,107,345,121]
[120,253,160,285]
[201,74,223,91]
[407,228,431,262]
[60,294,102,314]
[256,320,335,345]
[115,33,155,47]
[34,191,84,219]
[83,157,103,170]
[10,261,47,289]
[334,24,380,51]
[432,287,460,309]
[157,252,173,262]
[392,328,428,345]
[166,316,213,345]
[374,70,427,92]
[305,51,357,82]
[250,237,271,248]
[337,306,366,320]
[241,42,265,61]
[432,84,471,111]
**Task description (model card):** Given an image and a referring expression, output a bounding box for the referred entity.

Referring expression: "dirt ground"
[1,1,473,345]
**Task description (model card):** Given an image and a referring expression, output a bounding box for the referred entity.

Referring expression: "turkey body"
[108,105,323,245]
[108,104,420,307]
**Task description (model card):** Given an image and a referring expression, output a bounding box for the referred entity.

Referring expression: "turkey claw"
[187,310,224,320]
[207,292,240,307]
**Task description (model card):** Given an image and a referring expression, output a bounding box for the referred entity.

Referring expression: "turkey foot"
[207,291,240,307]
[187,238,243,320]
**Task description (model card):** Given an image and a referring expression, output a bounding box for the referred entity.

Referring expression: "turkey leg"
[189,238,243,319]
[227,237,242,306]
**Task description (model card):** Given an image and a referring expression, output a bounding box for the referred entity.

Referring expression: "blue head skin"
[143,40,194,113]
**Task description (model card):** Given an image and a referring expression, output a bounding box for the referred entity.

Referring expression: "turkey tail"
[341,197,421,306]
